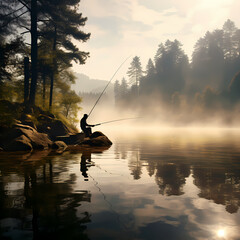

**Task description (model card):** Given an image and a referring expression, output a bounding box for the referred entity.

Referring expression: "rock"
[37,118,76,139]
[21,120,37,129]
[90,131,105,139]
[82,136,112,147]
[50,120,72,136]
[4,135,33,151]
[20,114,37,129]
[52,141,67,150]
[4,123,52,150]
[81,132,112,147]
[37,114,53,123]
[55,133,85,145]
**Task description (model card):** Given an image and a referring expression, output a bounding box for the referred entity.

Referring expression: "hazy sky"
[73,0,240,80]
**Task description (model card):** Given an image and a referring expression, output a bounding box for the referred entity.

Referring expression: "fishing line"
[88,173,130,232]
[92,161,132,179]
[95,117,142,126]
[88,55,131,118]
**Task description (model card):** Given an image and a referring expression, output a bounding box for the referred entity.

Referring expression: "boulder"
[50,120,73,136]
[4,123,52,151]
[55,133,85,145]
[90,131,105,139]
[37,117,76,139]
[52,141,67,150]
[5,135,33,151]
[21,120,37,129]
[81,132,112,147]
[37,114,53,123]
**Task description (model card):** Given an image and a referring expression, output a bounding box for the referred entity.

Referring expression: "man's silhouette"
[80,114,95,137]
[80,150,92,180]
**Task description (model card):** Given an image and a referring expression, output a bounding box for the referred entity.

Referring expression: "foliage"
[60,90,82,122]
[114,78,129,107]
[0,37,25,83]
[127,56,143,86]
[0,100,24,128]
[0,0,89,125]
[114,19,240,123]
[0,0,90,106]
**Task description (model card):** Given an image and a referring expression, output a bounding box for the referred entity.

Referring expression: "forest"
[1,1,240,126]
[0,0,89,124]
[115,19,240,125]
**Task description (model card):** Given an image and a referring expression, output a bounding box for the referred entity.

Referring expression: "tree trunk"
[42,72,46,108]
[24,57,30,103]
[29,0,38,106]
[49,26,57,109]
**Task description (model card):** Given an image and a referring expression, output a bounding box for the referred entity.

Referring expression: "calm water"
[0,128,240,240]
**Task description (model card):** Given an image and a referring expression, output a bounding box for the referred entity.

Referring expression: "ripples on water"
[0,128,240,240]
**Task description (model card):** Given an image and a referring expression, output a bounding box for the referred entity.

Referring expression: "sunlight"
[217,229,225,238]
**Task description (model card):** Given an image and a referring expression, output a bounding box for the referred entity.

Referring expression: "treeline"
[114,19,240,124]
[0,0,89,123]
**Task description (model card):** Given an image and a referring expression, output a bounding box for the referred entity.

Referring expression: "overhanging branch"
[3,5,25,18]
[21,30,30,35]
[0,10,29,29]
[19,24,31,32]
[17,0,31,11]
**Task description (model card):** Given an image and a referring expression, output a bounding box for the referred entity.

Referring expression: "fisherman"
[80,114,95,137]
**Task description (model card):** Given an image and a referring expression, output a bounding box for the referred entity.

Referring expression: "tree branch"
[3,5,25,18]
[21,30,30,35]
[19,24,31,32]
[17,0,31,11]
[38,19,51,22]
[0,10,29,29]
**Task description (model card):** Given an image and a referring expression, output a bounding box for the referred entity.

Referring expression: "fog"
[77,90,240,140]
[76,19,240,133]
[77,78,240,135]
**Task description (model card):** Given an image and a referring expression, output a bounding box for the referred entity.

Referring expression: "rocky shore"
[0,100,112,152]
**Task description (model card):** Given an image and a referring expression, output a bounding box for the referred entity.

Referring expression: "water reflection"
[0,147,108,240]
[193,166,240,214]
[155,163,190,196]
[80,150,92,180]
[0,131,240,240]
[114,131,240,213]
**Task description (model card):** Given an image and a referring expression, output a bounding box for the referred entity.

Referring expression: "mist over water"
[77,96,240,136]
[1,126,240,240]
[75,19,240,129]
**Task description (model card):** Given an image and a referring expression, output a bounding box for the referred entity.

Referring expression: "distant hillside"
[71,73,115,112]
[71,73,112,93]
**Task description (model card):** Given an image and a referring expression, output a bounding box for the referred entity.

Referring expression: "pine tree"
[0,0,90,106]
[39,0,90,108]
[127,56,143,87]
[114,80,120,105]
[223,19,237,59]
[145,58,155,76]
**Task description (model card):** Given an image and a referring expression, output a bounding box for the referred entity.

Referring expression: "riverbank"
[0,100,112,152]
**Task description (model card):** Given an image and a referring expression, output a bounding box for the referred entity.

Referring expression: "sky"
[73,0,240,81]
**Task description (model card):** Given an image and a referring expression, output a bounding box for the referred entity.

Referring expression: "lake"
[0,128,240,240]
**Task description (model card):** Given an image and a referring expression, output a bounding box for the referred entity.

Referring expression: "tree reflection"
[119,141,240,212]
[155,163,190,196]
[119,142,191,195]
[193,167,240,214]
[0,150,91,240]
[128,149,142,180]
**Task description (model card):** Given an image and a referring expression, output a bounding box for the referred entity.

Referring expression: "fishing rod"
[88,55,131,118]
[94,117,141,126]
